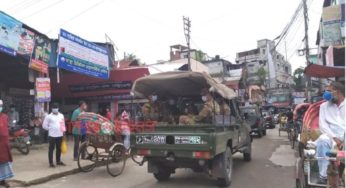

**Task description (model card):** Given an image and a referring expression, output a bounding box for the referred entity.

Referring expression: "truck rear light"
[137,149,151,156]
[193,151,211,159]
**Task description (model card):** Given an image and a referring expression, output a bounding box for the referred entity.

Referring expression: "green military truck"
[130,71,252,186]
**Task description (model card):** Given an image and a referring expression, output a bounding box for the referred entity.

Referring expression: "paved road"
[32,128,296,188]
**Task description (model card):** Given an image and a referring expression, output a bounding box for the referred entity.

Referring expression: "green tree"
[293,67,305,91]
[256,67,266,85]
[125,53,145,65]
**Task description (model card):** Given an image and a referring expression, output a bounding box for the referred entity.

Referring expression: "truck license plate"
[136,135,166,144]
[175,136,201,144]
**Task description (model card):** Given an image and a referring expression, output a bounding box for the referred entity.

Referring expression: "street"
[32,128,296,188]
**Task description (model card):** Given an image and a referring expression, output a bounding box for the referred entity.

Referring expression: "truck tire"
[243,140,252,162]
[258,129,263,138]
[217,147,233,187]
[263,128,267,136]
[153,166,171,181]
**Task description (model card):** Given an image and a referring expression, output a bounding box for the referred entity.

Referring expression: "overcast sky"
[0,0,323,71]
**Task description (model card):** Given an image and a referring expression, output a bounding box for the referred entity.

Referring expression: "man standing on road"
[0,100,14,188]
[42,103,66,168]
[71,101,87,161]
[316,81,345,184]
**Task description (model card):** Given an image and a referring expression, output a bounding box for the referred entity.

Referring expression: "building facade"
[235,39,294,106]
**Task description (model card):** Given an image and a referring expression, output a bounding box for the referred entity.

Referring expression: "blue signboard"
[57,29,109,79]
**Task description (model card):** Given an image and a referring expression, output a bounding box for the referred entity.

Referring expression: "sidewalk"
[9,137,80,186]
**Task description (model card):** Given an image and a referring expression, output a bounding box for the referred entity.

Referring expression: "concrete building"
[235,39,293,88]
[202,56,243,92]
[235,39,294,106]
[170,44,208,62]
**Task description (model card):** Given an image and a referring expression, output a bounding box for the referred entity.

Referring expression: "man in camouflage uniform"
[219,99,231,116]
[142,93,160,121]
[180,88,220,124]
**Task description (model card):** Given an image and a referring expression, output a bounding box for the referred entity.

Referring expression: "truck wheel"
[243,141,252,162]
[153,166,171,181]
[263,128,267,136]
[258,130,263,138]
[217,147,233,187]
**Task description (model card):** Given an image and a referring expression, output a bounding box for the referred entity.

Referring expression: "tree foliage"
[256,67,266,85]
[293,67,305,91]
[125,53,145,65]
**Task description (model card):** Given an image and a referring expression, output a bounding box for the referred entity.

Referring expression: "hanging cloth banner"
[36,77,51,102]
[57,29,110,79]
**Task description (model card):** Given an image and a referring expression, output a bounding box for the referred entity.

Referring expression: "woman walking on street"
[0,100,14,188]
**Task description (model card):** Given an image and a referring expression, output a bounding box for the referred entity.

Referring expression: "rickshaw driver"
[315,81,345,184]
[179,88,220,125]
[142,93,160,121]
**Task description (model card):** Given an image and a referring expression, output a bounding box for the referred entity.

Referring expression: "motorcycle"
[9,120,31,155]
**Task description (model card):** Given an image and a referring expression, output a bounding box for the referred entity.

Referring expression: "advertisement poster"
[29,36,51,74]
[35,78,51,102]
[0,12,22,56]
[57,29,109,79]
[17,28,35,57]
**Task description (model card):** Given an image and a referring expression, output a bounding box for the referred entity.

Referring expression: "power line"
[12,0,44,14]
[273,1,304,50]
[276,0,315,59]
[6,0,36,12]
[45,0,105,34]
[20,0,65,20]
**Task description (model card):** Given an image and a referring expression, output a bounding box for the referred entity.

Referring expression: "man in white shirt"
[316,81,345,183]
[42,103,66,168]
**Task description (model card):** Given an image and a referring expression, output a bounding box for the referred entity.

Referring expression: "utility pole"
[303,0,310,62]
[302,0,311,101]
[183,16,191,71]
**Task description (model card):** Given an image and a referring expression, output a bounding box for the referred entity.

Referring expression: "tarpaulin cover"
[131,71,237,99]
[76,112,115,135]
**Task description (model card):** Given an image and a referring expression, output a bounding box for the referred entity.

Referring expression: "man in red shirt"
[0,100,14,188]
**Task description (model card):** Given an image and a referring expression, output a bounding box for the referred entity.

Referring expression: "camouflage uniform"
[194,99,221,123]
[220,103,231,116]
[142,103,159,121]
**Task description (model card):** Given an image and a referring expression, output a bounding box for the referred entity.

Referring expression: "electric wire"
[45,0,105,34]
[20,0,65,20]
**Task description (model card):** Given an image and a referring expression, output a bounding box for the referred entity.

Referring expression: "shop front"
[51,67,150,129]
[0,12,53,127]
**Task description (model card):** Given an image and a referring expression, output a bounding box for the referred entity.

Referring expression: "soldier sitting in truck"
[142,93,160,121]
[219,98,231,116]
[161,97,180,124]
[179,88,220,125]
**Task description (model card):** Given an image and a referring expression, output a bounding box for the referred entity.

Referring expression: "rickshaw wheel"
[106,144,126,177]
[130,149,145,165]
[77,142,98,172]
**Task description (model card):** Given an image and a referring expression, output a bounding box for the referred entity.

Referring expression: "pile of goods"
[76,112,115,135]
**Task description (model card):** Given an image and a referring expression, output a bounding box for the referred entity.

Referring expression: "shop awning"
[304,63,345,78]
[51,67,149,99]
